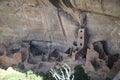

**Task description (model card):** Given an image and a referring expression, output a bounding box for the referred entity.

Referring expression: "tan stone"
[62,51,77,62]
[85,45,99,72]
[96,59,110,77]
[70,0,120,17]
[0,52,22,67]
[87,13,120,54]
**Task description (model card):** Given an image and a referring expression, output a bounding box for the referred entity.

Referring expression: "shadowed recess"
[49,0,61,8]
[62,0,73,8]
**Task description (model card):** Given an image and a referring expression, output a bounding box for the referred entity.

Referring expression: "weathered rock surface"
[87,13,120,54]
[71,0,120,17]
[0,0,79,49]
[0,0,120,80]
[0,0,119,55]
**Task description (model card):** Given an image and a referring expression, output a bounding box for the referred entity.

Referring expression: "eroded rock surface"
[0,0,119,55]
[0,0,120,80]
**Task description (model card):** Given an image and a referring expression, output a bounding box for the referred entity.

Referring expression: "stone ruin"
[0,0,120,80]
[0,28,119,80]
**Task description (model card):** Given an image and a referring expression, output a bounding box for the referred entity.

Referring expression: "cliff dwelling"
[0,0,120,80]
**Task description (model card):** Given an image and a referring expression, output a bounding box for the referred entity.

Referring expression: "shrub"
[47,64,90,80]
[38,72,55,80]
[105,77,112,80]
[73,65,90,80]
[0,67,43,80]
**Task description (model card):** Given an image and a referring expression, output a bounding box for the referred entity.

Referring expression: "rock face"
[0,0,77,46]
[0,0,120,80]
[71,0,120,17]
[87,13,120,55]
[0,0,120,55]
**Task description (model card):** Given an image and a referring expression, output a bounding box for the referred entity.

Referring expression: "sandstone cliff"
[0,0,120,79]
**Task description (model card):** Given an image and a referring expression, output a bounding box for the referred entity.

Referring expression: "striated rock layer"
[0,0,119,53]
[0,0,120,79]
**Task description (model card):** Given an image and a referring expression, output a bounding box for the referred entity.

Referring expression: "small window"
[80,43,82,46]
[80,37,82,39]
